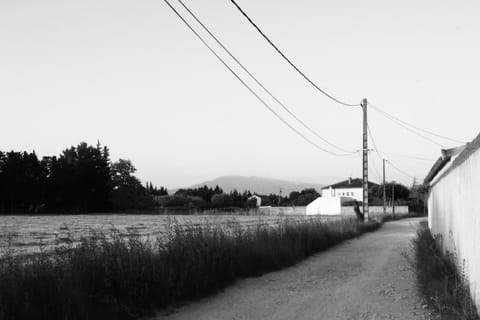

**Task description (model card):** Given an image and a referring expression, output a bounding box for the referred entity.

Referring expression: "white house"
[321,177,377,202]
[307,177,379,215]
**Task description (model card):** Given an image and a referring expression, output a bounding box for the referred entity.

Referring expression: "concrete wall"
[428,145,480,310]
[341,205,409,218]
[306,197,341,215]
[257,206,306,216]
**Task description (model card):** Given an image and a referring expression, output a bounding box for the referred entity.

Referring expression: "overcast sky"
[1,0,479,189]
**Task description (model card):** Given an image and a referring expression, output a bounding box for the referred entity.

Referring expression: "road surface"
[152,217,431,320]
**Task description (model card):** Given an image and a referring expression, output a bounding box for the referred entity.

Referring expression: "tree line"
[0,142,165,214]
[0,141,420,214]
[158,187,321,209]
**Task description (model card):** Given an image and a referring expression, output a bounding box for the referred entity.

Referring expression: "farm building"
[321,177,378,202]
[424,132,480,311]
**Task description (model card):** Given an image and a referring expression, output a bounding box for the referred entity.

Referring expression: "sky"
[1,0,479,189]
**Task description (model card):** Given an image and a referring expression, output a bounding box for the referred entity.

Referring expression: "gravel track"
[152,217,431,320]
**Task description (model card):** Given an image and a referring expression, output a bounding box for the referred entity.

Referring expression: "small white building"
[247,195,262,207]
[306,196,353,215]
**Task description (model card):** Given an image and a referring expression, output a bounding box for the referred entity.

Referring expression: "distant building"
[306,196,353,215]
[321,177,378,202]
[248,195,262,207]
[306,177,378,215]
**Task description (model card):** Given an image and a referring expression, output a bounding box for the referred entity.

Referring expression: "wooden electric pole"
[361,98,369,221]
[383,159,386,216]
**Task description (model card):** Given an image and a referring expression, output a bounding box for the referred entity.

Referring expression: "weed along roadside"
[412,222,480,320]
[0,217,383,320]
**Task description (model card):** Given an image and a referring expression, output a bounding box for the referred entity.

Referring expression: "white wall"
[428,146,480,311]
[306,197,342,215]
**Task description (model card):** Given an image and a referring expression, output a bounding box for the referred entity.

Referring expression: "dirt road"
[153,217,431,320]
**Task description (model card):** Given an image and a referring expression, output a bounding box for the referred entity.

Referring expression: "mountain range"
[189,176,324,196]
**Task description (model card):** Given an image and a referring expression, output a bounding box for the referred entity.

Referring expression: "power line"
[367,124,383,160]
[164,0,355,157]
[368,102,465,146]
[368,123,436,162]
[367,124,387,181]
[369,102,465,144]
[368,123,417,180]
[368,102,446,148]
[369,153,382,182]
[386,159,416,180]
[228,0,360,107]
[177,0,356,154]
[380,151,436,162]
[369,124,436,162]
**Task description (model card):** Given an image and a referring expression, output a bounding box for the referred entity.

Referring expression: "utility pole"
[361,98,369,221]
[383,159,386,216]
[392,181,395,219]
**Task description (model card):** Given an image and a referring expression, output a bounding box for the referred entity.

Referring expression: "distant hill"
[189,176,324,196]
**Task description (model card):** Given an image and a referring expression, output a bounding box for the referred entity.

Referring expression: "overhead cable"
[367,124,383,160]
[228,0,360,107]
[386,159,416,180]
[368,103,446,148]
[164,0,355,157]
[380,151,436,162]
[177,0,356,154]
[368,102,465,144]
[369,154,382,182]
[368,124,417,180]
[368,102,466,148]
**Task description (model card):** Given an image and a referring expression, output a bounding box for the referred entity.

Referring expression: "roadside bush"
[412,222,479,320]
[0,218,381,320]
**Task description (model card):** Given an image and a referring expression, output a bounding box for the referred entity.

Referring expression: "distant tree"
[288,188,320,206]
[109,159,154,210]
[163,195,190,207]
[45,142,111,212]
[158,187,168,196]
[211,193,232,208]
[0,142,164,214]
[371,182,410,203]
[0,151,44,213]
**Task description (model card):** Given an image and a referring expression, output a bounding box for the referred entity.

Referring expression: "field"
[0,214,340,256]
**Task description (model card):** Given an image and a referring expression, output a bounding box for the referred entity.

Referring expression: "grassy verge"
[412,222,479,320]
[0,218,381,320]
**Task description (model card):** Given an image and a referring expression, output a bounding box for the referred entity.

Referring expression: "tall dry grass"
[0,218,380,320]
[412,222,479,320]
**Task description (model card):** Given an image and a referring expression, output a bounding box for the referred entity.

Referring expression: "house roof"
[425,132,480,186]
[321,178,379,190]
